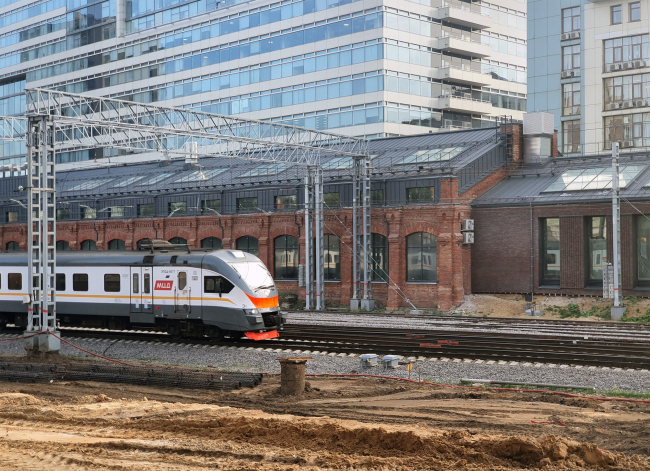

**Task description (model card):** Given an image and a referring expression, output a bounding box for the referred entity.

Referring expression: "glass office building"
[0,0,526,171]
[528,0,650,155]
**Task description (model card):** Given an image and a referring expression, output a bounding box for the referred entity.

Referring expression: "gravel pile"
[288,312,650,341]
[1,334,648,394]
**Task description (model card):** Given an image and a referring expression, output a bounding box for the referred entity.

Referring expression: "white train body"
[0,249,283,340]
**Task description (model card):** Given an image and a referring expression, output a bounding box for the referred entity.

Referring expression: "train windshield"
[230,262,274,291]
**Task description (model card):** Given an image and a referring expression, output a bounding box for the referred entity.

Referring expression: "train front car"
[202,250,284,340]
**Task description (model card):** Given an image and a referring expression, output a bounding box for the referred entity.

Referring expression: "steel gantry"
[0,89,374,351]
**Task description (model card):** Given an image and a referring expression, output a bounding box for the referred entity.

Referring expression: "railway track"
[3,313,650,369]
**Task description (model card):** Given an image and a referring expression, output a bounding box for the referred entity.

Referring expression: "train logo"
[154,280,173,290]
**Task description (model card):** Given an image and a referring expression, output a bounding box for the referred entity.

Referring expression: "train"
[0,242,284,340]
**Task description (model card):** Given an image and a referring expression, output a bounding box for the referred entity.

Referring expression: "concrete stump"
[277,357,312,396]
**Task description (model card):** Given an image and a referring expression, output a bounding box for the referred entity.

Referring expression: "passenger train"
[0,242,284,340]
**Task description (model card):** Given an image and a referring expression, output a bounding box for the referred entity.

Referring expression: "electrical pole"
[611,142,626,320]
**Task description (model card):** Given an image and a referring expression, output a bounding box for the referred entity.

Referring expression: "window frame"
[201,237,222,249]
[562,82,581,116]
[73,273,89,292]
[562,45,581,72]
[104,274,121,292]
[406,232,437,283]
[7,273,22,290]
[236,197,258,212]
[630,2,641,22]
[540,218,561,286]
[236,235,259,256]
[562,120,581,154]
[274,235,299,280]
[611,4,622,25]
[274,195,297,210]
[323,233,341,281]
[585,216,607,287]
[406,187,435,204]
[562,6,581,33]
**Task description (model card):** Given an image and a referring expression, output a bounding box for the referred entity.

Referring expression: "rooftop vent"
[523,112,554,136]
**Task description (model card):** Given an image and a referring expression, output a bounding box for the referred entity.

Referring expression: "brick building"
[473,152,650,298]
[0,127,512,310]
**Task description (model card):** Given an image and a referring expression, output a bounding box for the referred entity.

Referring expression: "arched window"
[136,239,151,251]
[274,235,298,280]
[108,239,126,250]
[5,241,19,252]
[406,232,437,282]
[169,237,187,245]
[236,236,259,256]
[80,240,97,251]
[201,237,222,249]
[324,234,341,281]
[56,241,71,251]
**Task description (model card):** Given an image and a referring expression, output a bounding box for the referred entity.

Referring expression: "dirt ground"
[450,294,650,320]
[0,357,648,469]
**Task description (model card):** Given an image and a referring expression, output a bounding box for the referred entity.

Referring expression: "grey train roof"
[54,128,504,198]
[474,152,650,207]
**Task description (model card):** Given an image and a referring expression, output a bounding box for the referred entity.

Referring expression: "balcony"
[433,2,492,29]
[432,66,491,86]
[433,35,492,58]
[438,95,493,115]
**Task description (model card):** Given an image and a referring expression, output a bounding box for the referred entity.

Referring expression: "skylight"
[139,173,174,186]
[400,147,467,164]
[113,176,146,188]
[67,178,114,191]
[175,168,228,182]
[239,163,290,178]
[322,157,353,170]
[544,165,646,192]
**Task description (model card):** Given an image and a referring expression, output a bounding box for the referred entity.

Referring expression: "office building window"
[6,211,17,223]
[108,206,126,218]
[628,2,641,22]
[562,7,580,33]
[562,83,581,116]
[604,74,650,104]
[323,192,340,208]
[324,234,341,281]
[82,206,96,219]
[605,113,650,148]
[540,218,560,285]
[562,45,581,73]
[604,34,649,66]
[586,217,607,285]
[611,5,622,24]
[274,235,299,280]
[637,216,650,285]
[563,120,581,153]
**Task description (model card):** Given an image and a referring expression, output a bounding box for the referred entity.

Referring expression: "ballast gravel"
[0,334,648,394]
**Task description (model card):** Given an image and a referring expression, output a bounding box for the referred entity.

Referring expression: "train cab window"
[8,273,21,290]
[104,274,121,292]
[204,276,234,295]
[143,273,151,294]
[73,274,89,292]
[178,272,187,290]
[56,274,66,291]
[132,273,139,294]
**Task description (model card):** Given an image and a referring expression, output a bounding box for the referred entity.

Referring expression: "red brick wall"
[1,200,474,310]
[472,202,650,297]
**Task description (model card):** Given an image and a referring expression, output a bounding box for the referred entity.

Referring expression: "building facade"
[528,0,650,155]
[0,0,526,174]
[0,127,514,310]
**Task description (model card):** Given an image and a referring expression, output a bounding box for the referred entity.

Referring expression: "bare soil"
[451,294,650,320]
[0,357,648,469]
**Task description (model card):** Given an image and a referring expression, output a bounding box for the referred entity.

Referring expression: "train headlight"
[245,309,259,316]
[244,309,263,325]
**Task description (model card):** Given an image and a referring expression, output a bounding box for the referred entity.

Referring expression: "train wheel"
[168,323,183,340]
[207,327,224,343]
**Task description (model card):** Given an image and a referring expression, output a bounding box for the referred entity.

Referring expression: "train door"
[130,267,153,314]
[175,270,191,314]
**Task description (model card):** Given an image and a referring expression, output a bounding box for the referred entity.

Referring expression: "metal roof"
[474,153,650,207]
[54,128,504,198]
